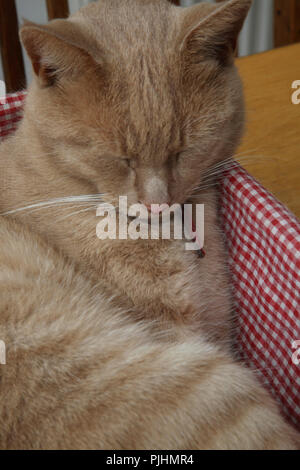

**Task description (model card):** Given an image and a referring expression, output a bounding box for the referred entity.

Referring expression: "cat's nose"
[143,203,170,214]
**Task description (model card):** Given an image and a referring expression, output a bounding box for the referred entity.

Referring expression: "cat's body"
[0,216,298,449]
[0,0,299,449]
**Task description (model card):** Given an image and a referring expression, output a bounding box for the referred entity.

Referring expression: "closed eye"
[171,152,182,165]
[124,158,137,169]
[117,157,131,168]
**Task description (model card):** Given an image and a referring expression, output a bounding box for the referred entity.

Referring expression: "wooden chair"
[0,0,299,93]
[274,0,300,47]
[0,0,70,92]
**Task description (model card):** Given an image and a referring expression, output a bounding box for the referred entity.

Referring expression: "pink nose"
[144,203,169,214]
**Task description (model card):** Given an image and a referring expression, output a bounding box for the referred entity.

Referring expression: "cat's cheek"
[171,165,186,188]
[110,170,137,200]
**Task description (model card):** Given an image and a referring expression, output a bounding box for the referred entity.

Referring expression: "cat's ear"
[20,19,97,87]
[180,0,252,65]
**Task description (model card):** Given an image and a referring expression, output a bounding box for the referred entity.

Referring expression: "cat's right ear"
[20,19,98,87]
[180,0,252,66]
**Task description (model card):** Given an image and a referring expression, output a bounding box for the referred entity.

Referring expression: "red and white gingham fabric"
[1,92,299,430]
[0,92,26,139]
[221,167,300,430]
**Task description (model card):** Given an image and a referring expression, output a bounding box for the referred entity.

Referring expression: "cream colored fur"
[0,0,299,449]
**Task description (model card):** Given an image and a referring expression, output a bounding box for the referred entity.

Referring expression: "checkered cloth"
[0,92,26,139]
[221,168,300,430]
[1,91,299,430]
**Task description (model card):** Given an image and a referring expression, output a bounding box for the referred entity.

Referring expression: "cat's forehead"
[65,0,244,158]
[73,3,185,149]
[74,0,180,54]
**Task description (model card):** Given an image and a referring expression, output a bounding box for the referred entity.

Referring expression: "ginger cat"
[0,0,298,449]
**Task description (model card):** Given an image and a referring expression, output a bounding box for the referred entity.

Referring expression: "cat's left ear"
[180,0,252,65]
[20,19,100,87]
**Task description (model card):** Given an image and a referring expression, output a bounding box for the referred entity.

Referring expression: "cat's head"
[20,0,252,209]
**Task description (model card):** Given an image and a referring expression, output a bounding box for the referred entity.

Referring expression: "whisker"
[58,201,118,221]
[0,194,105,216]
[58,206,99,221]
[191,182,220,194]
[191,153,264,195]
[201,165,242,181]
[204,155,256,173]
[201,154,264,181]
